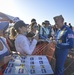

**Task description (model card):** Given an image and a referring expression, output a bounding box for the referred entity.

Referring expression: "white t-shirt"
[0,37,8,55]
[15,34,37,55]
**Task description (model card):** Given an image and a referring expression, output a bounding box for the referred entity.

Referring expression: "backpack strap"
[42,27,46,36]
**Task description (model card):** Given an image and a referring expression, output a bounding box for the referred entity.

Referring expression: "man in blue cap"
[52,15,74,75]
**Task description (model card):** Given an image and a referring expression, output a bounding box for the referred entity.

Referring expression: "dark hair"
[10,21,27,39]
[64,22,67,25]
[31,18,36,22]
[31,22,37,30]
[42,22,45,25]
[69,23,71,25]
[53,25,58,32]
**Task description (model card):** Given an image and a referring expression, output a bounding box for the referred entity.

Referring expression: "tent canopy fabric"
[0,12,20,23]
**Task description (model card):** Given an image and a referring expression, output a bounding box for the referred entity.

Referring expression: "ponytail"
[9,27,17,39]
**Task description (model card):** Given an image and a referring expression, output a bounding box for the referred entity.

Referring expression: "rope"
[35,41,74,72]
[64,59,74,71]
[33,42,52,55]
[64,51,74,71]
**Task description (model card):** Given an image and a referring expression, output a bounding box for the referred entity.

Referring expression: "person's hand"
[32,35,39,41]
[4,55,13,64]
[49,37,53,40]
[52,40,57,45]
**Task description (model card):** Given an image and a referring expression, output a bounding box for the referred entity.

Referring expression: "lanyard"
[57,28,66,43]
[59,28,66,39]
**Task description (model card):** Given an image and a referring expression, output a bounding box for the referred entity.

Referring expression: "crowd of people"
[0,15,74,75]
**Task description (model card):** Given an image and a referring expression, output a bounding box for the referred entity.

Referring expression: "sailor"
[53,15,74,75]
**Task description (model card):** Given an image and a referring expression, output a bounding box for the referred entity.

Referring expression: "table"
[3,55,54,75]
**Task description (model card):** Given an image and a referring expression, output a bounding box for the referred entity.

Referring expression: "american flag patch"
[68,34,74,38]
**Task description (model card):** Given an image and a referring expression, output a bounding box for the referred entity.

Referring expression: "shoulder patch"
[68,34,74,38]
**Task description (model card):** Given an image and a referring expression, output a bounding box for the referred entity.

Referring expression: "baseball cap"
[13,17,21,23]
[14,20,28,30]
[53,15,64,21]
[44,20,50,25]
[0,22,9,30]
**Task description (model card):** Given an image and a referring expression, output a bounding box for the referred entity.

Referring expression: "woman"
[30,22,38,35]
[30,22,55,62]
[11,20,38,55]
[0,22,12,75]
[6,27,16,51]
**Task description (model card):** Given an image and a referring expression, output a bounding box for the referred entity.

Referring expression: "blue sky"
[0,0,74,26]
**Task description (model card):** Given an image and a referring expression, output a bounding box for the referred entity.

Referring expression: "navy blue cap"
[0,22,9,30]
[14,20,28,30]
